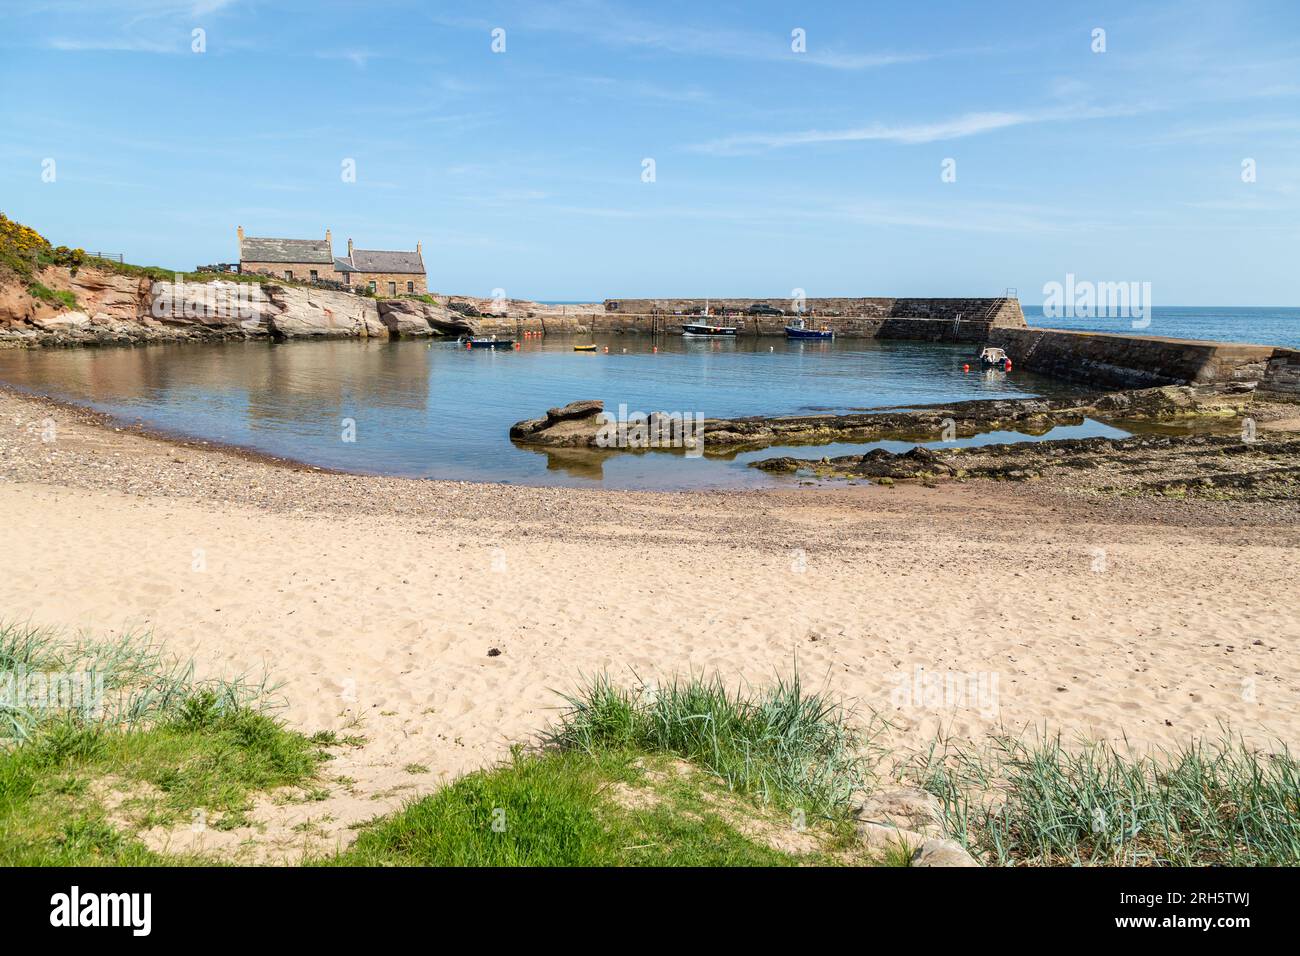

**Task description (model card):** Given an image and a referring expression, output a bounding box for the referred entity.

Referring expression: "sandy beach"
[2,388,1298,860]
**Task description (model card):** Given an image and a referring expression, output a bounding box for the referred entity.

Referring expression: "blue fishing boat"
[784,317,833,339]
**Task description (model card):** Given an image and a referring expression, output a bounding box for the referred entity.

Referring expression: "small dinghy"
[573,343,598,352]
[978,346,1011,370]
[784,317,833,339]
[460,335,516,350]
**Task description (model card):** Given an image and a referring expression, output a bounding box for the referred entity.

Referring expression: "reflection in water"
[0,335,1101,489]
[517,444,613,481]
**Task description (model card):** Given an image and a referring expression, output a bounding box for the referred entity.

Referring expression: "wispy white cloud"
[692,103,1153,154]
[31,0,241,54]
[426,1,941,71]
[316,49,378,69]
[694,111,1029,154]
[47,36,179,53]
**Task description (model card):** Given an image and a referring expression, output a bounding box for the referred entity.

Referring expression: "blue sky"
[1,0,1297,303]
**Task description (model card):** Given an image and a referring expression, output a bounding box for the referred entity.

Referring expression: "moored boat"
[978,346,1011,369]
[784,317,833,339]
[573,343,598,351]
[460,335,517,349]
[681,322,737,337]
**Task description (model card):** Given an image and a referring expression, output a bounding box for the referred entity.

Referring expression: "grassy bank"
[328,747,871,866]
[328,674,881,867]
[909,730,1300,866]
[6,630,1298,867]
[0,622,327,865]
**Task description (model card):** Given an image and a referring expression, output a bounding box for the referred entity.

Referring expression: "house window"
[407,281,414,293]
[367,281,376,293]
[284,270,293,280]
[310,270,318,281]
[388,282,397,296]
[343,272,350,284]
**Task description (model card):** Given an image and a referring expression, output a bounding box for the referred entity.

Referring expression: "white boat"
[978,346,1010,368]
[681,322,737,337]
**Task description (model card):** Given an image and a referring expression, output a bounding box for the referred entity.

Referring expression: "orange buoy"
[603,346,609,353]
[652,346,658,353]
[963,364,970,372]
[1005,359,1013,371]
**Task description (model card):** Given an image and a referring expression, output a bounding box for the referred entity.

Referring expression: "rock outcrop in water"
[508,385,1261,453]
[506,384,1300,499]
[509,400,606,446]
[755,433,1300,500]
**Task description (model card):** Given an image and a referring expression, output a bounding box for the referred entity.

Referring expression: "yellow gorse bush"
[0,212,50,255]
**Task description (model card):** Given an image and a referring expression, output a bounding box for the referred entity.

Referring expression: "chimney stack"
[347,238,354,257]
[325,228,332,244]
[416,240,422,256]
[237,225,244,242]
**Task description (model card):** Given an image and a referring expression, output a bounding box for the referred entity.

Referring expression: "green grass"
[11,629,1296,868]
[0,622,327,865]
[323,673,879,867]
[908,729,1300,866]
[25,282,78,309]
[326,746,859,867]
[549,672,877,814]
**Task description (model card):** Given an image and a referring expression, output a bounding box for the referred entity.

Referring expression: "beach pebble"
[911,838,981,868]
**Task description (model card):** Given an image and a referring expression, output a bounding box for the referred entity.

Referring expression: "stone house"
[334,238,427,296]
[236,226,336,283]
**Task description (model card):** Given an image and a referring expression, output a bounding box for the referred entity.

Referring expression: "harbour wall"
[595,300,1297,399]
[592,297,1026,341]
[987,327,1287,393]
[1259,348,1300,400]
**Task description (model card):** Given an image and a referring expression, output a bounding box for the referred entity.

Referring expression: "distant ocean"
[1022,306,1300,349]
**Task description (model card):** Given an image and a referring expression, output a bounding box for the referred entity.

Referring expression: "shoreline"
[0,382,343,477]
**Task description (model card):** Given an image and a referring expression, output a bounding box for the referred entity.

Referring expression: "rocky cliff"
[0,265,589,347]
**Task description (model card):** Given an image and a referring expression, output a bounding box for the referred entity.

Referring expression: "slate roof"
[347,248,425,275]
[240,236,333,264]
[333,257,358,273]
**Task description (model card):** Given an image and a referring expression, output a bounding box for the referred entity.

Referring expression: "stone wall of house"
[240,261,337,283]
[351,272,428,296]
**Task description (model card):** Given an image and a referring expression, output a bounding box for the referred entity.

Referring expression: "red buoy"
[963,364,970,372]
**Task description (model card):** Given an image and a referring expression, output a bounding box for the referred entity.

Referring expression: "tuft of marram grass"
[1,620,282,744]
[909,729,1300,866]
[550,672,878,815]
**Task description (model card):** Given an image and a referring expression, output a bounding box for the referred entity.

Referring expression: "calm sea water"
[1024,305,1300,348]
[0,335,1118,489]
